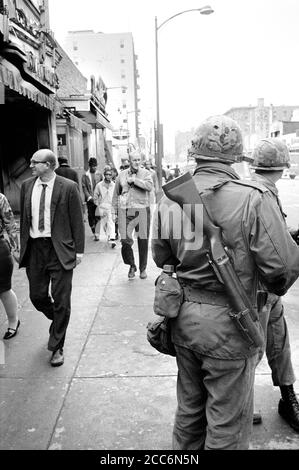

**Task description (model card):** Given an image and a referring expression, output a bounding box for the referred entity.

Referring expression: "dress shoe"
[140,270,147,279]
[253,411,262,425]
[109,239,116,249]
[3,320,20,340]
[94,234,100,241]
[50,349,64,367]
[128,265,137,280]
[278,385,299,432]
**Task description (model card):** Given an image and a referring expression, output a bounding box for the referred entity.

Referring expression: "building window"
[120,40,125,48]
[121,59,125,64]
[122,103,127,109]
[122,88,126,94]
[121,74,126,79]
[123,119,128,124]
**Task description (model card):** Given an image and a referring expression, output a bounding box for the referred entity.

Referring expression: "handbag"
[146,316,176,357]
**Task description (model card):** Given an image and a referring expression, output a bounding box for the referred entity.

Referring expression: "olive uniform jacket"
[152,162,299,359]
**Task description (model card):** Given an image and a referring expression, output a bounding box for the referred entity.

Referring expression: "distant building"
[55,44,114,176]
[64,30,141,168]
[224,98,299,153]
[175,129,195,162]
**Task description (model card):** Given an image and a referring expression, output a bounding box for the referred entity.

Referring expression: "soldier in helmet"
[152,115,299,449]
[250,138,299,432]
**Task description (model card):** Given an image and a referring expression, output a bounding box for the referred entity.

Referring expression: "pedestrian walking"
[250,138,299,432]
[94,166,116,248]
[151,115,299,449]
[0,193,20,340]
[144,160,158,207]
[174,164,181,178]
[82,157,100,241]
[112,150,153,280]
[19,149,85,367]
[55,156,79,185]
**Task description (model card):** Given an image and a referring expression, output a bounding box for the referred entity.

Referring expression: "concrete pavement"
[0,223,299,450]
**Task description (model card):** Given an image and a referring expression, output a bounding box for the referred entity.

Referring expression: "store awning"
[60,95,114,131]
[0,59,62,112]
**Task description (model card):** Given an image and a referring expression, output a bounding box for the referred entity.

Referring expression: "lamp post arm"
[157,8,206,30]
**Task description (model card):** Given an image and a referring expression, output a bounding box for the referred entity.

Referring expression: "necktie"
[38,184,47,232]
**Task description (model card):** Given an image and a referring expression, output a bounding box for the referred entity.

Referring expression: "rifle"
[163,172,264,349]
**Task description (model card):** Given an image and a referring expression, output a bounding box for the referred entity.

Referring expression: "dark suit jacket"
[55,164,79,185]
[19,175,85,270]
[81,173,94,202]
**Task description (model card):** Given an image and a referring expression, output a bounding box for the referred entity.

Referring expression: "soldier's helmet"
[251,138,290,170]
[188,115,244,163]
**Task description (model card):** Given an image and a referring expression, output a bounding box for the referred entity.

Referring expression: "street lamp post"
[155,5,214,191]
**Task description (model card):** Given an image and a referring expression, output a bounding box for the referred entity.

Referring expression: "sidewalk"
[0,225,299,450]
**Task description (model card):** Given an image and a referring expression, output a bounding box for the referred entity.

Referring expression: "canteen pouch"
[153,271,184,318]
[146,317,176,357]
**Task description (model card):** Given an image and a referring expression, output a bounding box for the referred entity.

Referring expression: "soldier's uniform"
[152,117,299,449]
[251,138,299,432]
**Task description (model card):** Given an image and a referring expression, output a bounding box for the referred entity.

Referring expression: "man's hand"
[76,254,83,267]
[127,173,136,185]
[12,248,20,264]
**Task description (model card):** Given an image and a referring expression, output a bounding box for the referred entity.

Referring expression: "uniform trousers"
[119,207,151,272]
[262,294,295,386]
[25,238,73,352]
[172,345,258,450]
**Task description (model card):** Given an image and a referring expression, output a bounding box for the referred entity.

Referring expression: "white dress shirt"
[30,175,56,238]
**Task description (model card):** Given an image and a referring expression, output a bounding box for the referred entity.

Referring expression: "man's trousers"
[172,345,258,450]
[26,238,73,352]
[119,207,151,272]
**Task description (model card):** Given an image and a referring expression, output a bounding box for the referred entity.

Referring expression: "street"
[0,178,299,450]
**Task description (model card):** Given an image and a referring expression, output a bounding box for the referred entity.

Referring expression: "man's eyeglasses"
[31,160,48,165]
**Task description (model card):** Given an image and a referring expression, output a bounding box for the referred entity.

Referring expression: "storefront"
[0,58,60,211]
[0,0,61,211]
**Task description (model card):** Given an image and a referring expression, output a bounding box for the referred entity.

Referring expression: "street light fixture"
[155,5,214,191]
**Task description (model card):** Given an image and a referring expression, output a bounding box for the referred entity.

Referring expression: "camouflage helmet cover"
[188,115,244,163]
[251,138,290,170]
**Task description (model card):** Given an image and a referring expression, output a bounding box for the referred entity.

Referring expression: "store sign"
[25,51,58,92]
[0,61,56,110]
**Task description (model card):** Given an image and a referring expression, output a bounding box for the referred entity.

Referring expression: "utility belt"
[182,284,230,307]
[181,283,268,312]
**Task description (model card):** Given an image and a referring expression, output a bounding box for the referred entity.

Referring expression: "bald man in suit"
[19,149,85,367]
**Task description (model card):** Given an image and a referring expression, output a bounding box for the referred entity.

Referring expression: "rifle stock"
[163,173,264,349]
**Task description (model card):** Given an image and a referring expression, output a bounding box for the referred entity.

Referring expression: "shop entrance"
[0,88,51,212]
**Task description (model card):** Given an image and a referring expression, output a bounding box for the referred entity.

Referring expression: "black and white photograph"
[1,0,299,454]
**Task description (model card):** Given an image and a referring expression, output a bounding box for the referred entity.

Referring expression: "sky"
[48,0,299,153]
